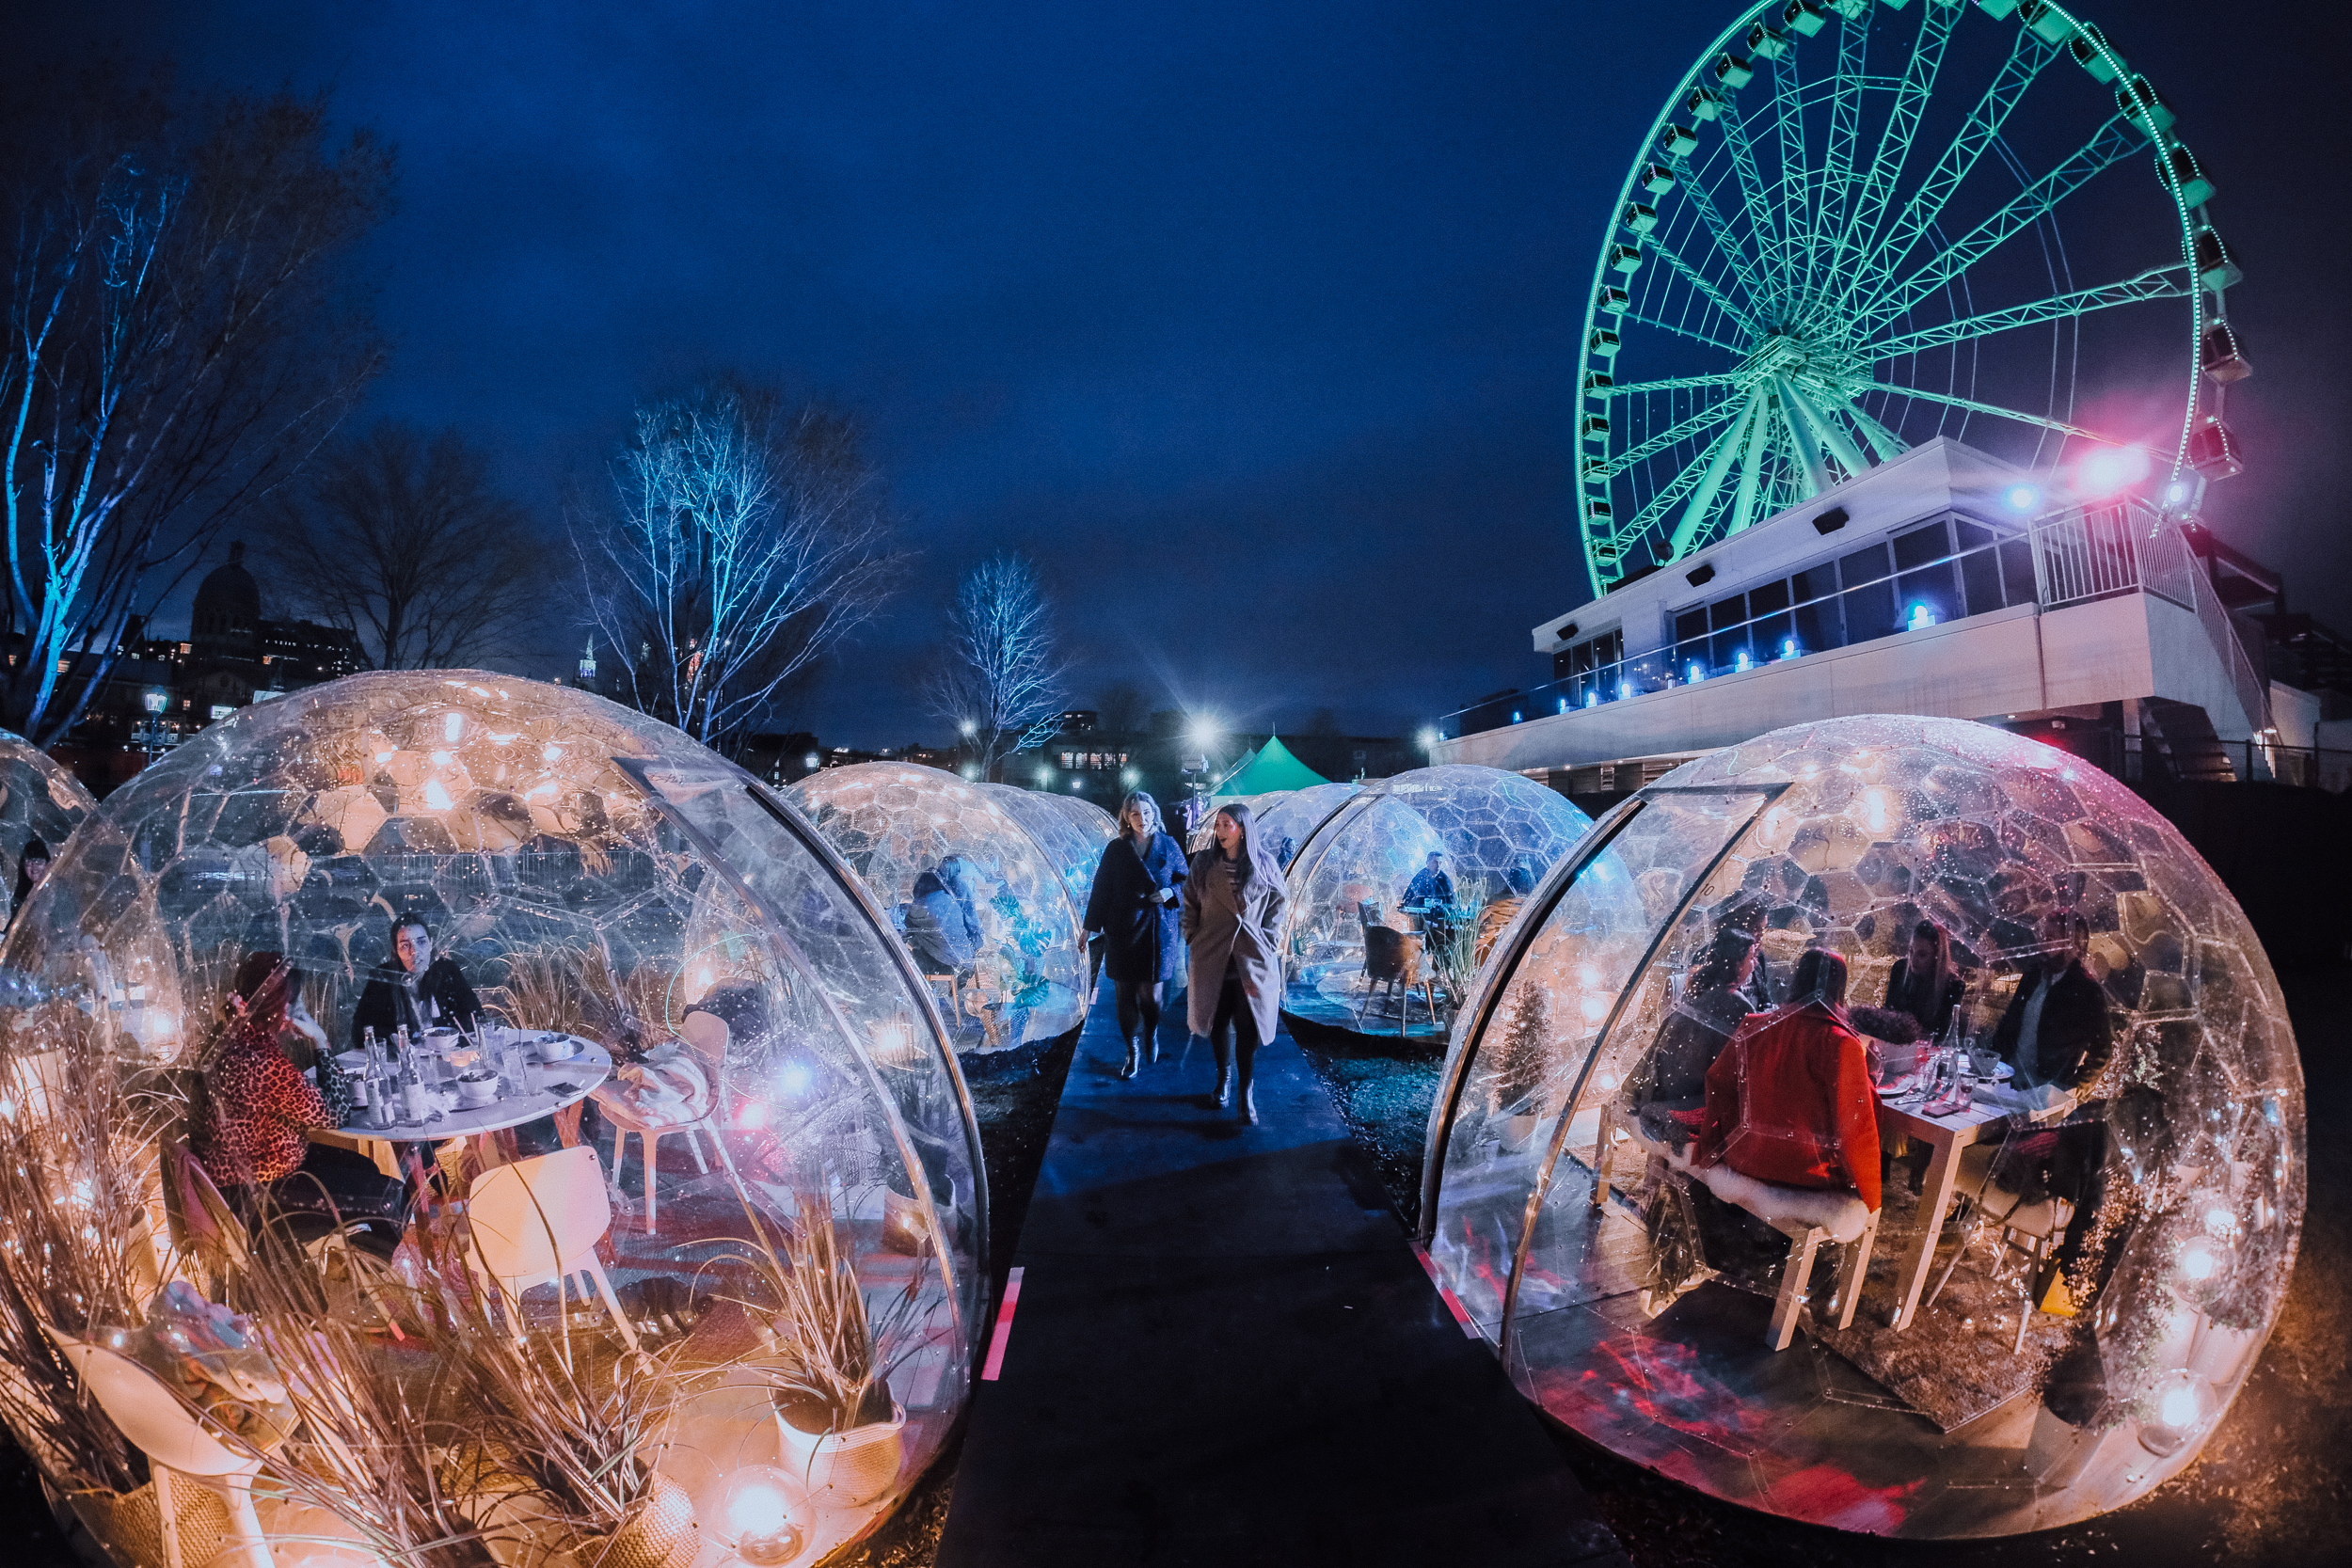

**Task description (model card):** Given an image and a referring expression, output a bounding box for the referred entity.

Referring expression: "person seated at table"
[196,956,410,1253]
[1472,864,1539,969]
[1692,946,1882,1215]
[905,866,979,977]
[352,914,482,1049]
[8,836,50,930]
[1402,852,1454,911]
[1883,917,1963,1041]
[1985,908,2116,1313]
[1629,925,1761,1143]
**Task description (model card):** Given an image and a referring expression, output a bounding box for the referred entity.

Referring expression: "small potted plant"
[748,1192,930,1507]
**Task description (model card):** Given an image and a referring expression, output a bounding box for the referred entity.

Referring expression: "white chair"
[463,1146,641,1363]
[46,1328,273,1568]
[594,1016,739,1236]
[1926,1141,2077,1351]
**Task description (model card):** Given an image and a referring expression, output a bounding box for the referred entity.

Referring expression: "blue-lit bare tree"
[0,80,389,744]
[579,382,903,751]
[928,552,1070,784]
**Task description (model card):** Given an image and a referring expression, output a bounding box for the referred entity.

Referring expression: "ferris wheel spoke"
[1864,264,2193,363]
[1625,412,1748,547]
[1639,233,1762,338]
[1836,27,2060,324]
[1727,389,1777,541]
[1845,398,1907,463]
[1714,102,1786,310]
[1600,391,1746,482]
[1664,154,1773,314]
[1770,50,1810,302]
[1820,1,1957,329]
[1603,372,1746,400]
[1669,394,1761,555]
[1863,115,2146,336]
[1781,377,1869,483]
[1774,379,1835,499]
[1804,11,1870,306]
[1619,310,1749,358]
[1841,380,2106,442]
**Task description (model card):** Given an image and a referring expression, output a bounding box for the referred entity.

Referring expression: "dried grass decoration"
[731,1192,927,1507]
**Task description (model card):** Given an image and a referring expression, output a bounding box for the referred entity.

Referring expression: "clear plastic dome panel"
[1251,782,1359,871]
[1282,767,1591,1036]
[0,675,980,1563]
[1421,717,2304,1538]
[0,731,95,929]
[783,763,1088,1053]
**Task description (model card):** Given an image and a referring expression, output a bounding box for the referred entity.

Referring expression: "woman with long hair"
[1883,918,1963,1040]
[1083,790,1188,1080]
[1181,800,1288,1124]
[8,837,49,928]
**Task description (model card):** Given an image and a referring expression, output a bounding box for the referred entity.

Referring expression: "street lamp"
[958,719,977,737]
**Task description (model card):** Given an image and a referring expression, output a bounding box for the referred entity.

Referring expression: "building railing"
[1445,499,2273,741]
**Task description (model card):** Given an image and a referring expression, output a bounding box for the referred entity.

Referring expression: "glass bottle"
[398,1026,430,1123]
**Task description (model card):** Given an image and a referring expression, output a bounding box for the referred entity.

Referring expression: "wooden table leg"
[1890,1129,1962,1330]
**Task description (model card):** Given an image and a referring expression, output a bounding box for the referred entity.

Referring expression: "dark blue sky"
[29,1,2352,746]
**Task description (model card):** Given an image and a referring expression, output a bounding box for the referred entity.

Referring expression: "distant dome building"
[190,540,262,660]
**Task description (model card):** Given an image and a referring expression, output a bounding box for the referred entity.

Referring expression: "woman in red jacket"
[1693,947,1881,1213]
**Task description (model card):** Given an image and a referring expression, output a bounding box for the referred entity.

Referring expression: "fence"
[1447,498,2275,745]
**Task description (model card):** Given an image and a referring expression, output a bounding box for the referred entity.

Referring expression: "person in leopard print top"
[196,960,330,1185]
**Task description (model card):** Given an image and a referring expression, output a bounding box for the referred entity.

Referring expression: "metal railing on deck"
[1445,498,2273,741]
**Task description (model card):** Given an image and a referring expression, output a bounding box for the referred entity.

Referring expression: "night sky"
[19,1,2352,747]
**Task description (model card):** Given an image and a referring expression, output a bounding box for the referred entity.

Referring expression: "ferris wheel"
[1574,0,2247,594]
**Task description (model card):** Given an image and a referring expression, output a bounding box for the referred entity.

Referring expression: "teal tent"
[1213,735,1328,796]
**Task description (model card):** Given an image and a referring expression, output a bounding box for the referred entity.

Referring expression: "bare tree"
[929,552,1070,783]
[0,77,389,743]
[578,381,903,751]
[262,420,541,669]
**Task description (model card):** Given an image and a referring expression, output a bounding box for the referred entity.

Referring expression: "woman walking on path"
[1183,800,1288,1125]
[1084,791,1189,1080]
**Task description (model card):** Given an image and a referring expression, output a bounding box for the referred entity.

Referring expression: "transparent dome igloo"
[982,784,1102,929]
[0,727,96,929]
[1282,766,1590,1037]
[0,673,982,1564]
[1422,716,2304,1538]
[1037,788,1116,853]
[1251,781,1359,870]
[1185,789,1292,854]
[783,762,1088,1053]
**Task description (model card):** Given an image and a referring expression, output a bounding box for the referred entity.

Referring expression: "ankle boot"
[1239,1080,1258,1124]
[1118,1037,1139,1080]
[1147,1029,1161,1066]
[1211,1037,1232,1105]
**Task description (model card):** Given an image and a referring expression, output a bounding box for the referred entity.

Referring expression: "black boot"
[1211,1037,1232,1106]
[1147,1026,1161,1066]
[1237,1057,1258,1124]
[1118,1037,1139,1080]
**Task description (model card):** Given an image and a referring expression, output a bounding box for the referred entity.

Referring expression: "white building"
[1437,438,2287,790]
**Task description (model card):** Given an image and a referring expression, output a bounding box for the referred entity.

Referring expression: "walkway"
[933,986,1629,1567]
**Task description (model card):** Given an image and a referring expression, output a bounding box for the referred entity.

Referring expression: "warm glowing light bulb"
[2178,1244,2217,1282]
[2158,1385,2199,1429]
[2203,1205,2238,1237]
[1597,1071,1618,1091]
[718,1465,807,1565]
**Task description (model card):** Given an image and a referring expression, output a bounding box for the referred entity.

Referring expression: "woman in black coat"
[351,914,483,1050]
[1083,791,1187,1081]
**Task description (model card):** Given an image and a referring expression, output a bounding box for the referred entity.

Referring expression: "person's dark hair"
[233,950,286,1005]
[2045,908,2090,944]
[1212,800,1283,887]
[391,912,430,942]
[10,836,51,914]
[1690,926,1758,993]
[1791,946,1849,1009]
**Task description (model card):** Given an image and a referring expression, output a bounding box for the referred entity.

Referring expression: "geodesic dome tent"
[0,728,96,929]
[1282,767,1590,1036]
[1039,789,1116,853]
[983,784,1102,931]
[1422,715,2304,1537]
[783,762,1087,1052]
[1252,781,1359,870]
[1184,789,1290,854]
[0,673,983,1564]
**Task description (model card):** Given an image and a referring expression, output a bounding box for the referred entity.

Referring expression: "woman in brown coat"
[1182,800,1288,1124]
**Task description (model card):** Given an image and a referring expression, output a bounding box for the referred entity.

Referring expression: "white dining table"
[310,1033,613,1177]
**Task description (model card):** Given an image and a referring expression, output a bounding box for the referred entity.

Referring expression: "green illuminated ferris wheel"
[1575,0,2246,593]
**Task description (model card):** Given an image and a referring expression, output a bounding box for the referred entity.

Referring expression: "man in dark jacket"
[1988,908,2115,1314]
[905,868,978,975]
[351,915,483,1049]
